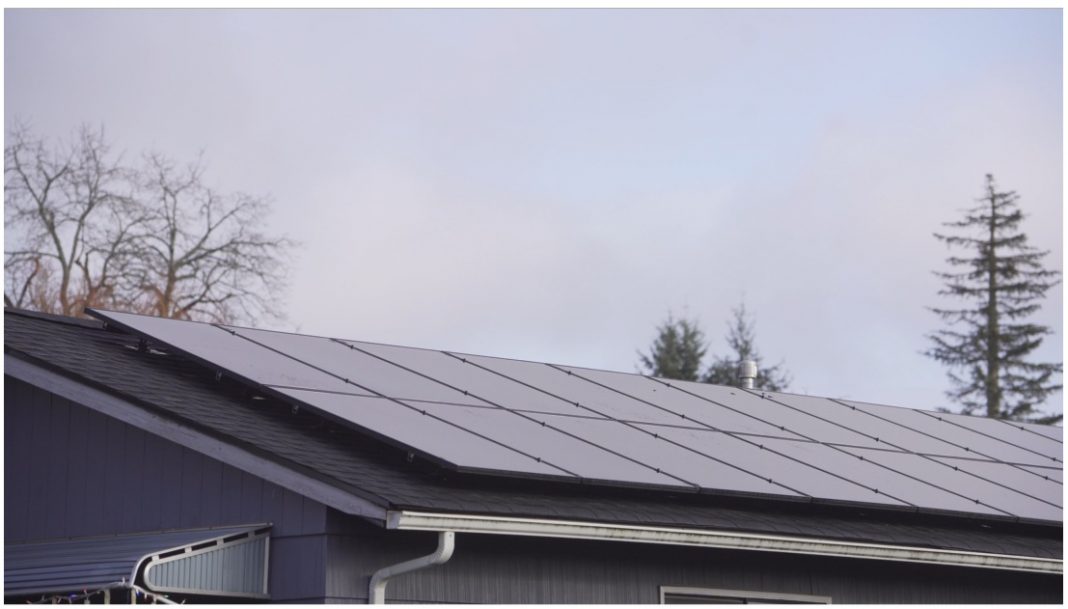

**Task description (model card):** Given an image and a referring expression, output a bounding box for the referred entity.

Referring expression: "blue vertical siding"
[4,377,329,603]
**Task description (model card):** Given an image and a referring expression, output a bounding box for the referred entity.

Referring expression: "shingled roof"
[3,309,1061,560]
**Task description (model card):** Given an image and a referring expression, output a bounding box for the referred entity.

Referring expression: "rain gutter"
[387,511,1061,575]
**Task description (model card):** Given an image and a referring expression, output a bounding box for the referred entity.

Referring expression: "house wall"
[6,376,1061,605]
[322,510,1062,605]
[4,377,331,603]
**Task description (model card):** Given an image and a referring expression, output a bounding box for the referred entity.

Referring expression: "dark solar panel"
[529,412,804,497]
[411,400,692,489]
[1021,465,1063,483]
[551,365,808,439]
[928,456,1063,505]
[911,407,1063,462]
[750,439,1009,517]
[630,424,909,507]
[87,309,1064,523]
[343,340,608,417]
[770,393,979,458]
[841,400,1060,466]
[93,310,361,394]
[837,446,1062,522]
[459,353,699,426]
[228,327,491,407]
[275,388,571,478]
[673,383,882,448]
[1015,420,1064,443]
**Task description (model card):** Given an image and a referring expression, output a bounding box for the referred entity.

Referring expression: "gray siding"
[4,377,329,603]
[322,510,1061,604]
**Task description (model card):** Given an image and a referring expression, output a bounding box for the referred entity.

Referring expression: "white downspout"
[369,531,455,604]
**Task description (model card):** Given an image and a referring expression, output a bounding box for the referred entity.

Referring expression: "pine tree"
[638,315,707,381]
[703,302,790,391]
[927,174,1062,423]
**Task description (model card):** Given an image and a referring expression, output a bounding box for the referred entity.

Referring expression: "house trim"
[387,510,1062,574]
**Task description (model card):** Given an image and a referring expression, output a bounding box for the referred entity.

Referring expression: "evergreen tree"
[638,315,707,381]
[703,302,790,391]
[927,174,1062,423]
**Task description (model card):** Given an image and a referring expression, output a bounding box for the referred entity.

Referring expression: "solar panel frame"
[928,456,1063,507]
[660,382,885,448]
[528,412,807,499]
[224,327,494,407]
[87,310,364,394]
[549,364,810,440]
[410,401,696,490]
[837,446,1061,522]
[454,353,710,427]
[86,308,1064,524]
[343,340,611,417]
[275,388,575,479]
[630,423,916,509]
[1012,420,1064,443]
[767,393,980,459]
[753,439,1013,518]
[1020,465,1063,484]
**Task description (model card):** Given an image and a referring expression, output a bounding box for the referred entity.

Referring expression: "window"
[660,586,831,604]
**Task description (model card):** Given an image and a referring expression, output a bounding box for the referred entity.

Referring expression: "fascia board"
[387,510,1062,574]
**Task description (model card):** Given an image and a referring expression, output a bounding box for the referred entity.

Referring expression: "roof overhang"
[4,353,389,523]
[387,510,1063,575]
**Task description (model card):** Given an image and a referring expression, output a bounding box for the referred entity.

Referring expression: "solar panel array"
[90,309,1064,524]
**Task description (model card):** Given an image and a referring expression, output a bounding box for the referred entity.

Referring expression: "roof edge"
[5,353,389,523]
[387,510,1063,575]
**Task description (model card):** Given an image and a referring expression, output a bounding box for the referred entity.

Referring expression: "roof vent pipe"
[738,360,757,389]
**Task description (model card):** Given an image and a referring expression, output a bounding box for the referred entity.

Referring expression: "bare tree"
[5,124,294,324]
[127,153,295,324]
[4,124,138,315]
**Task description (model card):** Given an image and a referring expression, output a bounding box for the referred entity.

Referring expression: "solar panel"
[769,393,979,459]
[910,407,1063,461]
[754,438,1009,517]
[1015,420,1064,443]
[928,456,1062,505]
[410,400,691,489]
[551,365,809,439]
[458,353,702,427]
[86,309,1064,523]
[92,310,362,394]
[529,413,804,498]
[342,340,609,417]
[837,446,1062,522]
[1021,465,1063,483]
[673,383,882,448]
[274,388,569,479]
[840,399,1060,466]
[226,327,491,407]
[630,424,909,507]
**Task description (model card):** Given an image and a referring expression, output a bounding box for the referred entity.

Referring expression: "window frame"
[659,586,832,604]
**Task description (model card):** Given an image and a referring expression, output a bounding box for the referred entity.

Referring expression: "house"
[4,308,1062,604]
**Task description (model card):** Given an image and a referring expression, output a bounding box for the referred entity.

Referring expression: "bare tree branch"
[5,124,295,325]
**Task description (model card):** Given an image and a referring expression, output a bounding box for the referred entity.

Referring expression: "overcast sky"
[5,8,1063,417]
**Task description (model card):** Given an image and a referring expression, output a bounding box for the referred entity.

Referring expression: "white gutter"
[368,531,455,604]
[387,511,1061,575]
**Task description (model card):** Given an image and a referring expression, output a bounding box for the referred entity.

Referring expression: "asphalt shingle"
[4,309,1061,560]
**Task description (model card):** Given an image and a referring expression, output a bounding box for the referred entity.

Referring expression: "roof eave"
[387,510,1063,575]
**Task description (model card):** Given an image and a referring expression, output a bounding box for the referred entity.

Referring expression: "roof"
[3,309,1062,561]
[4,524,269,598]
[85,308,1063,524]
